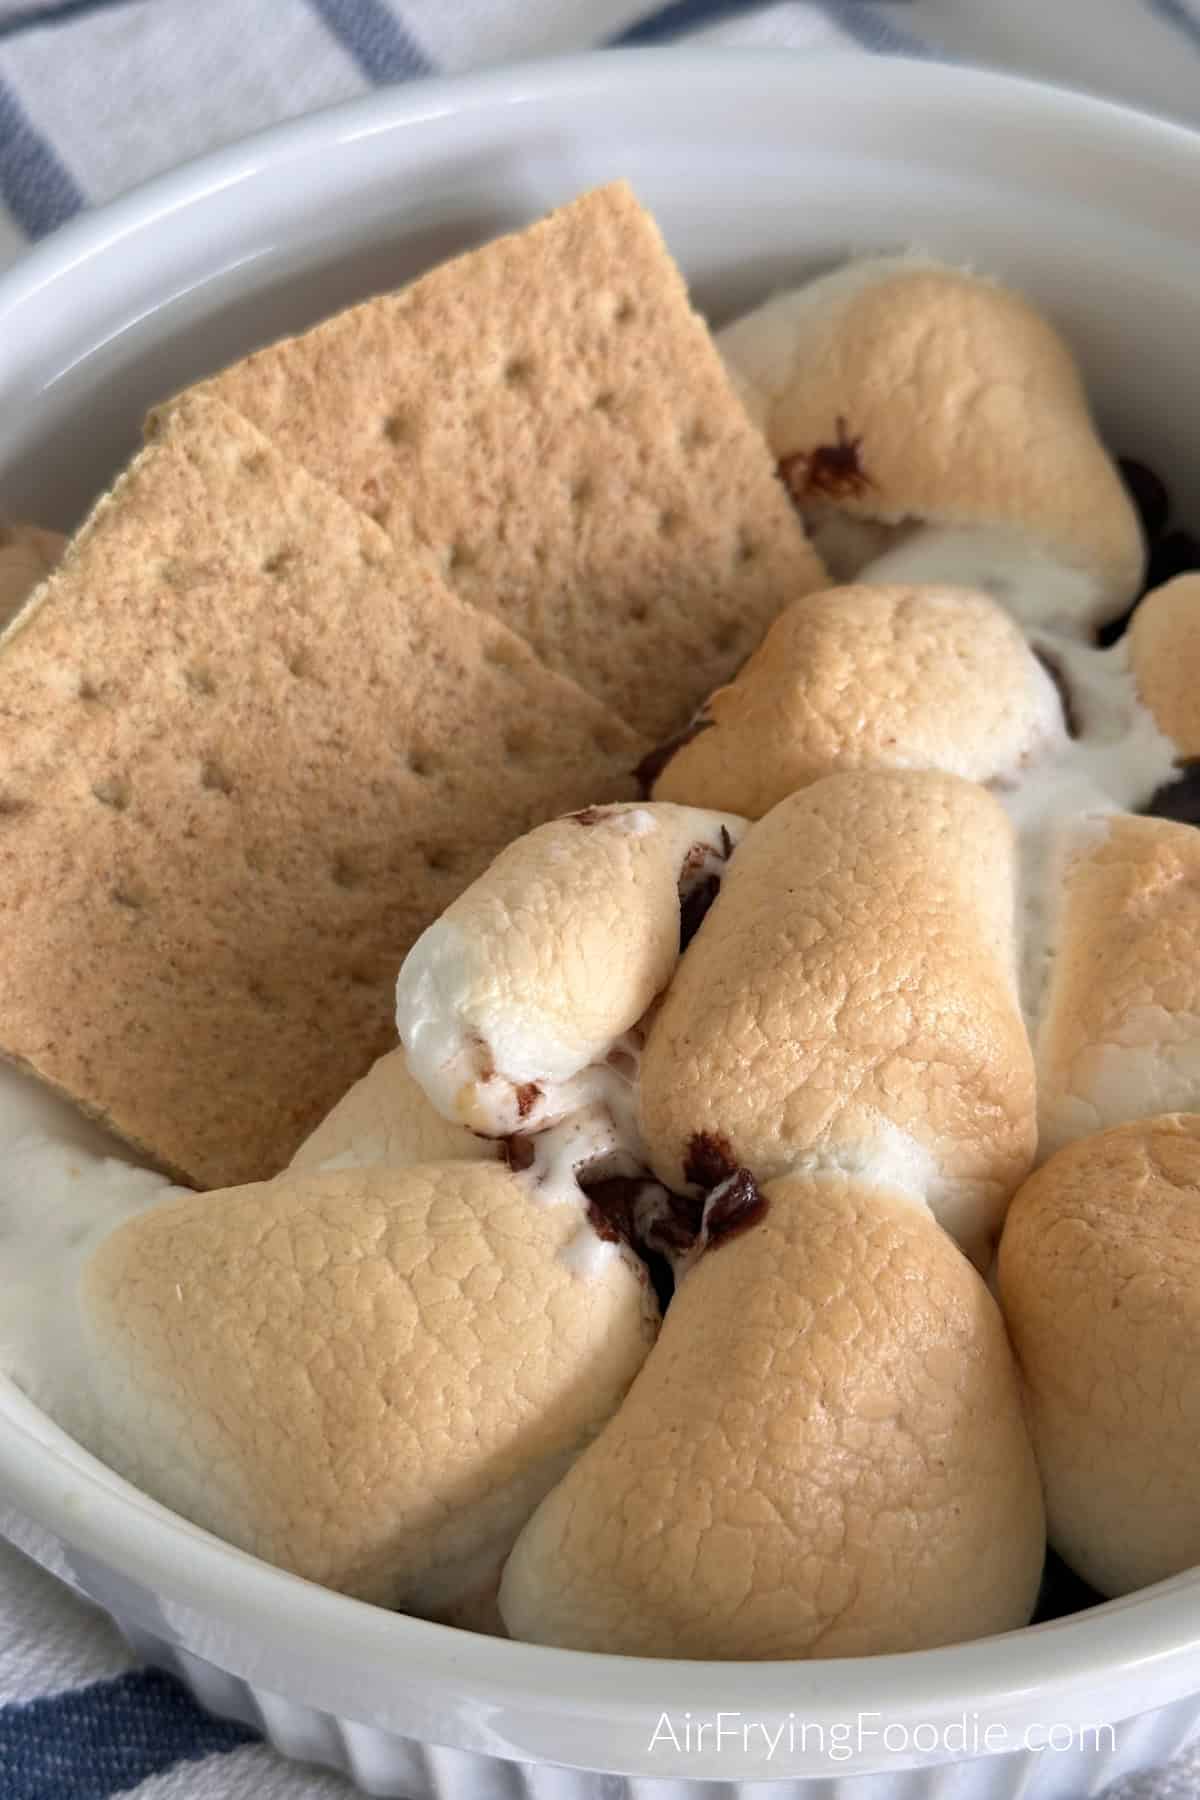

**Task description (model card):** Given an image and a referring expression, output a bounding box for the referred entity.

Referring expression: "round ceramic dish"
[3,49,1200,1800]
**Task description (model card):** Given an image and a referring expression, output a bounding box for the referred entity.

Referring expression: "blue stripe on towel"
[0,73,83,237]
[306,0,433,82]
[810,0,929,55]
[1142,0,1200,53]
[0,1668,255,1800]
[615,0,786,42]
[0,0,140,46]
[616,0,926,54]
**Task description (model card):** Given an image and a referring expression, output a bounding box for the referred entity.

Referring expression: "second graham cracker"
[179,182,825,741]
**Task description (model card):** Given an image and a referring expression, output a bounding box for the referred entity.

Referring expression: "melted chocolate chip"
[582,1174,695,1313]
[582,1175,643,1247]
[679,873,721,952]
[504,1133,536,1172]
[1144,762,1200,826]
[1095,603,1138,650]
[779,417,872,504]
[1032,647,1079,739]
[1147,529,1200,592]
[568,805,604,826]
[634,717,715,797]
[1098,519,1200,647]
[683,1129,736,1191]
[720,824,733,859]
[645,1188,706,1258]
[704,1168,769,1250]
[1031,1548,1105,1624]
[514,1081,541,1120]
[1118,457,1170,545]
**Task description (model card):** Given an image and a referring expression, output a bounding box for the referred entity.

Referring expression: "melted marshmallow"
[514,1094,654,1283]
[999,638,1178,1032]
[0,1063,183,1425]
[859,524,1112,638]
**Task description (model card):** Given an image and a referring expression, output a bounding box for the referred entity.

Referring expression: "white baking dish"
[3,48,1200,1799]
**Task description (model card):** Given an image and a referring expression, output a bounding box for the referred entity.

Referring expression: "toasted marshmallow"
[501,1171,1044,1657]
[72,1161,657,1617]
[289,1047,498,1174]
[650,582,1065,818]
[396,802,746,1137]
[1034,814,1200,1158]
[0,522,66,633]
[639,770,1036,1265]
[1128,574,1200,759]
[999,1115,1200,1597]
[718,258,1143,635]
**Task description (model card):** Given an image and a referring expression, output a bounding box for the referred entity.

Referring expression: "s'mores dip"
[4,187,1200,1658]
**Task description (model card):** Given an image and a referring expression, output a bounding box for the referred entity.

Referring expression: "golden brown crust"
[999,1114,1200,1596]
[651,582,1064,816]
[289,1048,499,1173]
[1036,814,1200,1158]
[639,770,1036,1260]
[500,1173,1044,1657]
[1129,574,1200,757]
[719,261,1142,612]
[83,1162,658,1612]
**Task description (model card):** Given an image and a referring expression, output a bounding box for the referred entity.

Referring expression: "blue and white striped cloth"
[6,3,1200,1796]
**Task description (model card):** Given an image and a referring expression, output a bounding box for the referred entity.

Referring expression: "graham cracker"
[172,182,824,741]
[0,523,66,631]
[0,396,641,1190]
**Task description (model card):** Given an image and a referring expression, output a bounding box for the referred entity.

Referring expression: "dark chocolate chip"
[1031,1548,1106,1624]
[1147,529,1200,593]
[1143,762,1200,826]
[645,1188,705,1258]
[582,1174,644,1247]
[683,1130,736,1191]
[1095,604,1137,650]
[704,1168,769,1250]
[504,1133,536,1172]
[778,417,872,504]
[634,717,715,796]
[1101,521,1200,647]
[1118,457,1170,545]
[580,1178,703,1314]
[679,873,721,952]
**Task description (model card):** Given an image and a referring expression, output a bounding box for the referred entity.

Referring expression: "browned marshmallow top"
[639,769,1035,1264]
[718,257,1143,634]
[1000,1115,1200,1598]
[651,582,1065,818]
